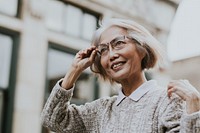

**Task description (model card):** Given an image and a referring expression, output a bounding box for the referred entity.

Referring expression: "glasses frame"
[96,35,141,57]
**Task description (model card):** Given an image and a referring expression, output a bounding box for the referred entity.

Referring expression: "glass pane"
[45,0,65,32]
[82,13,97,40]
[64,5,82,37]
[0,0,18,16]
[47,48,74,79]
[0,34,12,89]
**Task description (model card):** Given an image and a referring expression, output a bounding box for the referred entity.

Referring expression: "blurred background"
[0,0,200,133]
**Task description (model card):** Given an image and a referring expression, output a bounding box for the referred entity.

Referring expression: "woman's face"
[99,26,144,82]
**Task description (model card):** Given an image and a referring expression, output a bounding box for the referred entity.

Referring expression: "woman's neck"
[120,72,147,96]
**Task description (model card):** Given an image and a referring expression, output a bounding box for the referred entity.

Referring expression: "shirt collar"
[115,80,157,106]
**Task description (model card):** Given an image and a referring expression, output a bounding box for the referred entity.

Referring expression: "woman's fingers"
[88,49,97,63]
[73,46,98,71]
[168,80,187,99]
[77,46,96,59]
[167,85,187,100]
[167,79,200,101]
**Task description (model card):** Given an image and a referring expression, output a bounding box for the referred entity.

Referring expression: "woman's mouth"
[111,61,126,70]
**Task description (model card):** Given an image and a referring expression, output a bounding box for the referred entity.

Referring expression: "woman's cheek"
[100,58,107,70]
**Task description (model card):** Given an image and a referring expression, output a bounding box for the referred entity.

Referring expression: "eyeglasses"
[97,35,139,57]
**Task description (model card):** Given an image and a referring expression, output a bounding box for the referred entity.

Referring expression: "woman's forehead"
[99,26,128,44]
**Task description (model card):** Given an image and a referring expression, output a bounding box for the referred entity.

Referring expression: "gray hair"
[90,18,165,82]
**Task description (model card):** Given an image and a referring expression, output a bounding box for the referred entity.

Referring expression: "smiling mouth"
[111,61,126,70]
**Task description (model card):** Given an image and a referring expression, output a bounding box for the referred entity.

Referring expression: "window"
[42,44,99,133]
[0,0,19,17]
[0,33,13,132]
[46,1,99,40]
[0,32,18,133]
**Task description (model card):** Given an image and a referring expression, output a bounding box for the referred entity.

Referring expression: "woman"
[41,18,200,132]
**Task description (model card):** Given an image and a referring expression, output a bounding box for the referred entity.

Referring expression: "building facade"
[0,0,179,133]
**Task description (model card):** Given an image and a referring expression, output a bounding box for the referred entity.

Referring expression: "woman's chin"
[110,72,129,81]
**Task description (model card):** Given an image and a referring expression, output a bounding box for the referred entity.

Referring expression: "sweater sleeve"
[159,94,200,133]
[180,111,200,132]
[40,79,104,133]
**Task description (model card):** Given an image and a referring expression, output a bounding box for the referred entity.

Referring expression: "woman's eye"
[114,41,125,47]
[100,47,108,54]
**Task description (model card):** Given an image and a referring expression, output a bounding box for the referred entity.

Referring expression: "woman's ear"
[137,45,146,60]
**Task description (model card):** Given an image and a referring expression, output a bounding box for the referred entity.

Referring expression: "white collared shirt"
[116,80,157,106]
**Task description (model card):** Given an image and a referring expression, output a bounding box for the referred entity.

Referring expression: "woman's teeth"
[113,63,123,69]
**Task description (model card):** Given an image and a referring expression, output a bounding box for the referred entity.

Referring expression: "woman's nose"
[109,46,119,61]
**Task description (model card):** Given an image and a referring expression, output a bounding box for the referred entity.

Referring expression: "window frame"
[0,28,19,133]
[46,1,101,41]
[44,43,78,100]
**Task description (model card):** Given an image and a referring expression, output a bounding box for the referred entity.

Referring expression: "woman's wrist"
[61,66,82,90]
[186,95,200,114]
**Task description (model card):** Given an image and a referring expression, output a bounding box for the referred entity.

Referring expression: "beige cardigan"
[41,80,200,133]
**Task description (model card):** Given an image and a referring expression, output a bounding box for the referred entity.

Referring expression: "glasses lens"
[97,44,108,55]
[111,36,126,49]
[97,36,131,56]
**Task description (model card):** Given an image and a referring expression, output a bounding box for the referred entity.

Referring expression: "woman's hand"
[72,46,98,72]
[61,46,97,90]
[167,80,200,114]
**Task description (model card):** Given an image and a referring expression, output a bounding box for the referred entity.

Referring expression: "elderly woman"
[41,18,200,133]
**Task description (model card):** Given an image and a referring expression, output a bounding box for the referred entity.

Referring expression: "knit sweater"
[41,80,200,133]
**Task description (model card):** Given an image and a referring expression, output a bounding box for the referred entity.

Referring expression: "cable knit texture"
[41,80,200,133]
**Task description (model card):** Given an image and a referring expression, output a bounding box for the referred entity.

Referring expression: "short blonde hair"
[90,18,165,82]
